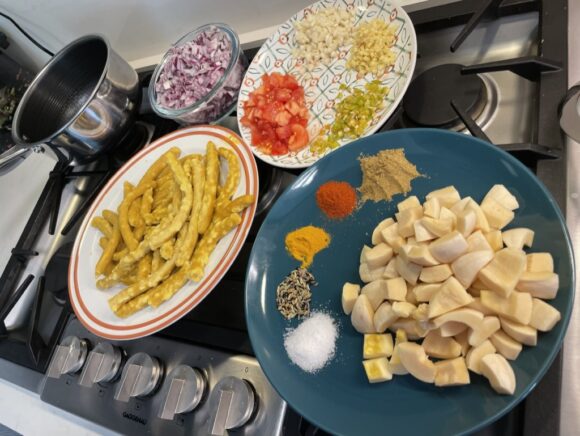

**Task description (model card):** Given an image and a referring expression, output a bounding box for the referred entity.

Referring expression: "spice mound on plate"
[284,312,338,373]
[358,148,422,203]
[316,181,357,219]
[285,225,330,268]
[276,268,317,320]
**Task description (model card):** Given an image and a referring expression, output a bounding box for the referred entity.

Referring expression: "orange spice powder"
[316,181,357,219]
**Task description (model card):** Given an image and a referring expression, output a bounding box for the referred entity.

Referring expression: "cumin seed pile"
[276,268,317,320]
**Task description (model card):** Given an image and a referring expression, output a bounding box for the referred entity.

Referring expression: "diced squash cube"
[363,333,394,359]
[363,357,393,383]
[426,186,461,208]
[396,206,424,238]
[397,196,421,212]
[342,283,360,315]
[526,253,554,273]
[434,357,470,386]
[529,298,561,332]
[364,243,393,268]
[422,329,462,359]
[372,218,395,245]
[477,248,526,297]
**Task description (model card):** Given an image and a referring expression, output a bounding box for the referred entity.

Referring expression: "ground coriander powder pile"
[358,148,422,202]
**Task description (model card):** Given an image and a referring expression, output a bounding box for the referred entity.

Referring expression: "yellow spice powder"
[358,148,422,202]
[285,226,330,268]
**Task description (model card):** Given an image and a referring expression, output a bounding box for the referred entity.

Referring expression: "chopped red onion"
[155,26,245,122]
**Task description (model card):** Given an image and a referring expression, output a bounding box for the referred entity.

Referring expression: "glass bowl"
[149,23,248,125]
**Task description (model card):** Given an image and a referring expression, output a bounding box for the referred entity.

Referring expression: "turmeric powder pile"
[285,225,331,268]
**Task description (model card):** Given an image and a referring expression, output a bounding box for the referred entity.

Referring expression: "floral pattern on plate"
[237,0,417,168]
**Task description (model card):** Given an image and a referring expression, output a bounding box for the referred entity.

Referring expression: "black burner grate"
[403,63,487,128]
[0,123,153,370]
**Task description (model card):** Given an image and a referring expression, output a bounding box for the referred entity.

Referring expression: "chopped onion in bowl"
[154,25,244,123]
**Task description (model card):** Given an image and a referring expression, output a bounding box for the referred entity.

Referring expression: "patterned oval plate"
[237,0,417,169]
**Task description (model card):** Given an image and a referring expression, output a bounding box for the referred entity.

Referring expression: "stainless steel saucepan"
[7,34,140,167]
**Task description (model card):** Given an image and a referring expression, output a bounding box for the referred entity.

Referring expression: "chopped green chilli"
[311,81,389,154]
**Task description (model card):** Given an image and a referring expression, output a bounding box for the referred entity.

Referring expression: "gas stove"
[0,1,571,435]
[41,318,287,435]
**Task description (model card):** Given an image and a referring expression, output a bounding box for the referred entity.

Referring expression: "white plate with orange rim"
[68,125,258,340]
[237,0,417,169]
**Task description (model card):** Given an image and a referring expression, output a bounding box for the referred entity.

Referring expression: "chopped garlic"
[293,8,353,67]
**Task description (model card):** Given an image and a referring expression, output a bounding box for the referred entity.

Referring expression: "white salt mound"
[284,312,338,373]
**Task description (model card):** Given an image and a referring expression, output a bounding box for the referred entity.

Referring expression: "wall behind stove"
[0,0,315,71]
[0,0,426,72]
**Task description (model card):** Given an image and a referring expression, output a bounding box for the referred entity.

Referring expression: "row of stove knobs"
[46,336,256,434]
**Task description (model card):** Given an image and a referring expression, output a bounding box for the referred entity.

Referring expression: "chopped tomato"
[275,88,293,102]
[284,75,300,90]
[274,110,292,126]
[269,73,286,88]
[288,124,309,151]
[275,125,293,139]
[285,100,301,116]
[261,101,283,124]
[260,74,271,89]
[290,115,308,127]
[292,87,304,100]
[271,140,287,155]
[241,73,309,155]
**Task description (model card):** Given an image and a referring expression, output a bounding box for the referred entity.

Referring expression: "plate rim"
[244,127,576,435]
[236,0,418,169]
[69,125,259,340]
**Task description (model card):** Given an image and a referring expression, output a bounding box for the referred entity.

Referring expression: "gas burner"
[403,64,488,130]
[255,159,285,216]
[109,122,153,164]
[44,242,73,306]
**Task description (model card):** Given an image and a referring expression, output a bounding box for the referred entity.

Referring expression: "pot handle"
[0,145,30,173]
[0,144,48,175]
[560,83,580,143]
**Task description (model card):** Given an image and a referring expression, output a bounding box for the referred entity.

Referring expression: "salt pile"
[284,312,338,373]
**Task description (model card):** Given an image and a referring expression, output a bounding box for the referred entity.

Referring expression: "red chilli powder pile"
[316,181,357,219]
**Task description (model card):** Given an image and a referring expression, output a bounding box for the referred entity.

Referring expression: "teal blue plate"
[244,129,575,436]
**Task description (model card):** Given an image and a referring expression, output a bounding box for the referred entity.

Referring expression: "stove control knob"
[78,342,123,387]
[46,336,89,379]
[158,365,207,420]
[114,352,163,402]
[208,377,256,435]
